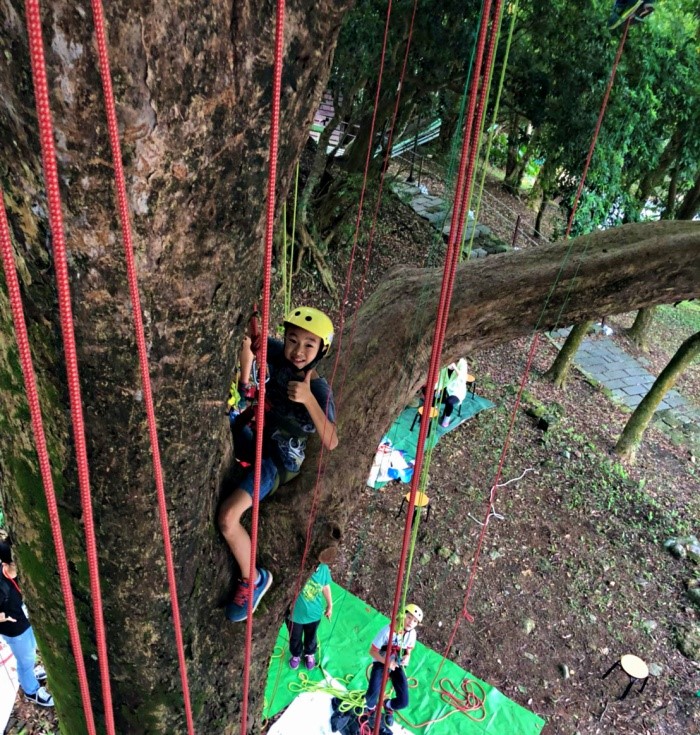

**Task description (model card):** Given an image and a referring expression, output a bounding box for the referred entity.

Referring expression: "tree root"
[297,223,337,296]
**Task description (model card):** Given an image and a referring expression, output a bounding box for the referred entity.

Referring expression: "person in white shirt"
[364,603,423,729]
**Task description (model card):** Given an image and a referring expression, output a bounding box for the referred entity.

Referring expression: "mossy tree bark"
[543,320,594,388]
[615,331,700,462]
[627,306,656,351]
[0,3,699,733]
[0,0,351,732]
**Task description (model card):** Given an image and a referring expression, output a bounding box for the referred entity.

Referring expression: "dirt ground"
[6,173,699,734]
[300,172,700,734]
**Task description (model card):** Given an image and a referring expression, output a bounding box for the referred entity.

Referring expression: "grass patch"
[657,302,700,333]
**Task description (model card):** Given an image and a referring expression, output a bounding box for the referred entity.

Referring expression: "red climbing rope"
[23,2,116,731]
[88,1,195,731]
[290,0,414,625]
[369,3,501,731]
[0,193,98,735]
[564,19,631,239]
[327,0,395,374]
[435,14,633,684]
[333,0,420,401]
[349,0,420,311]
[438,0,504,357]
[240,1,287,731]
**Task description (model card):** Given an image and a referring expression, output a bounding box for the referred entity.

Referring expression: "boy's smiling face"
[284,325,322,370]
[403,612,419,631]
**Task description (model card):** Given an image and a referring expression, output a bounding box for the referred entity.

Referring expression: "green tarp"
[368,394,495,489]
[264,583,545,734]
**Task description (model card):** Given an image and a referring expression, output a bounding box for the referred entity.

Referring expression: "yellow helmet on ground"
[284,306,334,358]
[405,603,424,623]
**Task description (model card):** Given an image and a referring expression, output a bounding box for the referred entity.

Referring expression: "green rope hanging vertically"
[281,201,288,311]
[425,3,485,267]
[398,367,450,622]
[287,162,300,315]
[462,0,519,262]
[281,162,300,317]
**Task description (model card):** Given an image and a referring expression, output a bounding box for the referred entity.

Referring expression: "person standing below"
[439,358,469,428]
[288,549,334,670]
[365,603,423,730]
[0,541,53,707]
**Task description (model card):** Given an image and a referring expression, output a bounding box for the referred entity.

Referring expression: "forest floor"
[5,168,699,734]
[292,167,700,735]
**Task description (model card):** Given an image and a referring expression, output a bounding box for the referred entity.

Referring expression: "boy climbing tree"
[219,307,338,622]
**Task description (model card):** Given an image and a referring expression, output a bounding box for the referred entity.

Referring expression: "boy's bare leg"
[219,488,254,579]
[239,336,254,387]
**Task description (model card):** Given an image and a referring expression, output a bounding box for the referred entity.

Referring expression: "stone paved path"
[391,180,494,258]
[551,328,700,452]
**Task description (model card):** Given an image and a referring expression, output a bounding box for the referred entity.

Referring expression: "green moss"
[1,295,94,735]
[123,687,190,733]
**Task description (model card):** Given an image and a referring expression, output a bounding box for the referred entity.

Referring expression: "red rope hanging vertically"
[437,16,633,677]
[444,0,504,325]
[370,3,500,732]
[23,2,116,731]
[290,0,418,624]
[0,193,98,735]
[286,5,398,617]
[326,0,395,380]
[240,0,287,731]
[564,20,631,239]
[87,2,195,732]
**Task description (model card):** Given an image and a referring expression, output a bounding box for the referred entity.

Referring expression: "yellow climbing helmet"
[405,603,424,624]
[284,306,334,358]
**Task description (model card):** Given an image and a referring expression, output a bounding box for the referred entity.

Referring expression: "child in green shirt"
[288,554,333,670]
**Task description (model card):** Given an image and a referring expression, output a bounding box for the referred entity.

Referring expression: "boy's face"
[403,612,419,631]
[1,560,17,579]
[284,325,321,370]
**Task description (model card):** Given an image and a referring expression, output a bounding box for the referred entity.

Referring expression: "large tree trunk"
[544,320,594,388]
[676,169,700,222]
[0,3,699,733]
[615,331,700,462]
[0,1,350,733]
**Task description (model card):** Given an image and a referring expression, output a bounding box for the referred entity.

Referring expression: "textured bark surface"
[0,1,350,732]
[543,320,593,388]
[0,4,699,734]
[627,305,657,350]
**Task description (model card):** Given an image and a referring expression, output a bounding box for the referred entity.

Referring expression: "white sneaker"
[34,664,47,683]
[25,685,54,707]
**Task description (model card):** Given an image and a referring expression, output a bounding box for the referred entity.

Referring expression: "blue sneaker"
[225,568,273,622]
[383,700,395,727]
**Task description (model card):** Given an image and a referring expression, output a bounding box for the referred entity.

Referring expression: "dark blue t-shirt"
[263,338,336,472]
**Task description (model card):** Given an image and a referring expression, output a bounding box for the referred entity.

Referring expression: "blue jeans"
[365,661,409,711]
[2,626,39,695]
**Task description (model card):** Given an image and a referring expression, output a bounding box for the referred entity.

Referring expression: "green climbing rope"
[462,0,519,262]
